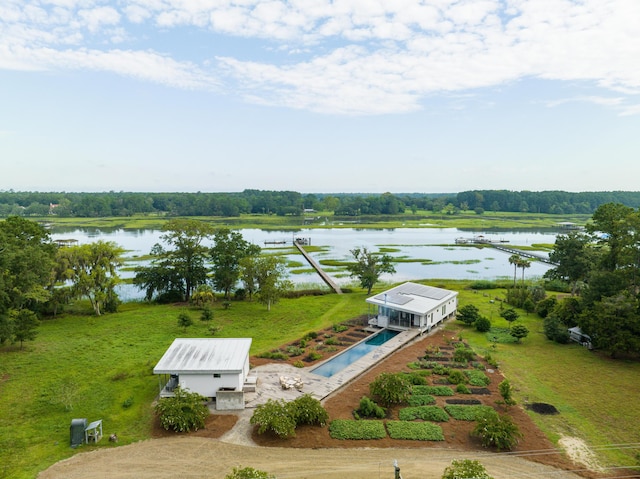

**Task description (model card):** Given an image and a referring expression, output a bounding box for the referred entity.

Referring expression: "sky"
[1,0,639,194]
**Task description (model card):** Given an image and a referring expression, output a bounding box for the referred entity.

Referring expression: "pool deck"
[244,327,426,408]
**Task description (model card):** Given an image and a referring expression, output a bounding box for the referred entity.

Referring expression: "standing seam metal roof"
[153,338,252,374]
[365,282,457,315]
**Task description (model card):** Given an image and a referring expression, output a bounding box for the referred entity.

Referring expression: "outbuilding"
[153,338,253,404]
[366,282,458,333]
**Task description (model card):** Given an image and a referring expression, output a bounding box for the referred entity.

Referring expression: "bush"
[200,306,214,322]
[453,344,475,363]
[306,350,323,362]
[355,396,387,419]
[543,314,570,343]
[456,304,480,326]
[536,296,558,318]
[447,369,467,385]
[155,387,209,432]
[475,316,492,332]
[293,360,305,368]
[332,323,348,333]
[472,410,522,451]
[386,421,444,441]
[465,370,490,386]
[250,399,297,438]
[291,394,329,426]
[403,371,428,385]
[456,384,471,394]
[370,373,412,406]
[177,312,193,330]
[329,419,386,440]
[510,324,529,343]
[498,379,516,406]
[442,459,494,479]
[225,467,275,479]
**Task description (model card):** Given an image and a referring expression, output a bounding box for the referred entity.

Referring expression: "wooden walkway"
[293,241,342,294]
[476,241,558,265]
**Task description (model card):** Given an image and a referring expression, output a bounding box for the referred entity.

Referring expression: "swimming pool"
[311,329,400,378]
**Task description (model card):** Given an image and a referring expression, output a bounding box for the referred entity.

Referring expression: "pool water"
[311,329,399,378]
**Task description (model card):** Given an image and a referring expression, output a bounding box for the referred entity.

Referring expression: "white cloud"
[1,0,639,114]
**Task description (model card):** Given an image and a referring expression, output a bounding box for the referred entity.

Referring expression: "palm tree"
[508,255,521,287]
[518,258,531,285]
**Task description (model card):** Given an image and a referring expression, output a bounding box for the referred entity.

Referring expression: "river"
[50,227,558,301]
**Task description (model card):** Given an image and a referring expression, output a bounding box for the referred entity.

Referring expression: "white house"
[153,338,253,400]
[366,282,458,333]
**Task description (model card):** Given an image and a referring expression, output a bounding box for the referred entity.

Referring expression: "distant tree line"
[2,189,640,218]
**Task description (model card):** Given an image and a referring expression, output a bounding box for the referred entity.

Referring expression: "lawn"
[1,279,639,478]
[0,293,368,479]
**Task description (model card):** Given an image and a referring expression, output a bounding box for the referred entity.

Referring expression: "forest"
[2,189,640,218]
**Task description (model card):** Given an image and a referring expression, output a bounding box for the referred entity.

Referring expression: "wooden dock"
[293,241,342,294]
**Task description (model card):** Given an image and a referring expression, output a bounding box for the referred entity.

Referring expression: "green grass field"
[1,280,638,478]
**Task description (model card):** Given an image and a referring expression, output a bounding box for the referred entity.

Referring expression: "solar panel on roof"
[373,292,412,305]
[397,282,450,300]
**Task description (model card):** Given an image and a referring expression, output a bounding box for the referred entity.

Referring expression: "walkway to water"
[243,328,422,408]
[293,241,342,294]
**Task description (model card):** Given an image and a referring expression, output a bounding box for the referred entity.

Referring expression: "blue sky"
[1,0,639,194]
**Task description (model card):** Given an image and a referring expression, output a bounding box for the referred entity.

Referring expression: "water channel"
[49,227,559,301]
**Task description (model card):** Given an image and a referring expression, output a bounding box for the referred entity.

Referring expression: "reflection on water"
[50,227,558,301]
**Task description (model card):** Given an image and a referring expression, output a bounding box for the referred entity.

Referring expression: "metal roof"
[366,282,457,315]
[153,338,252,375]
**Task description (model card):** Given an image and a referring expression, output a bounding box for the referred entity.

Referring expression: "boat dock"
[293,240,342,294]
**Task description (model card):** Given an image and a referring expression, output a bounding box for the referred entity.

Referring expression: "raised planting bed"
[399,406,449,422]
[469,388,491,395]
[445,399,482,405]
[329,419,386,440]
[386,421,444,441]
[445,405,496,421]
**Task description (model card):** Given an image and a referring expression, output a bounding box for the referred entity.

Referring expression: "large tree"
[0,217,56,346]
[135,219,214,302]
[210,228,261,300]
[243,256,292,311]
[346,247,396,295]
[545,231,595,295]
[56,241,124,316]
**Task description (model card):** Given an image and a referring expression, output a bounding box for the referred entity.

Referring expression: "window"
[213,373,221,378]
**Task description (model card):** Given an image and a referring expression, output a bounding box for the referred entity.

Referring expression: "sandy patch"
[558,436,604,472]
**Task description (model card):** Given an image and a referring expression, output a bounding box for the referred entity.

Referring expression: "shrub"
[498,379,516,406]
[441,459,494,479]
[456,384,471,394]
[536,296,558,318]
[510,324,529,343]
[306,350,322,362]
[355,396,386,419]
[329,419,386,440]
[456,304,480,326]
[200,306,214,322]
[121,396,133,409]
[233,288,247,301]
[225,467,275,479]
[403,371,428,385]
[293,360,305,368]
[465,370,490,387]
[432,364,450,375]
[324,336,340,346]
[370,373,412,406]
[304,331,318,340]
[453,344,476,363]
[332,323,348,333]
[544,314,570,343]
[291,394,329,426]
[177,312,193,330]
[155,387,209,432]
[386,421,444,441]
[399,406,449,422]
[250,399,297,438]
[286,345,305,357]
[447,370,467,385]
[475,316,492,332]
[472,410,523,451]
